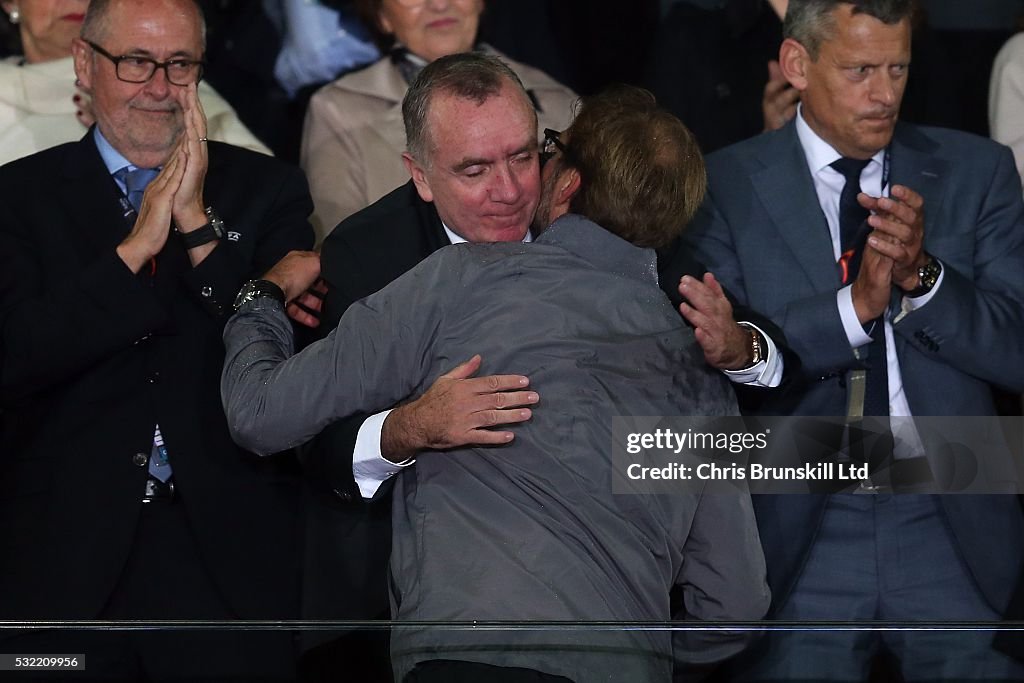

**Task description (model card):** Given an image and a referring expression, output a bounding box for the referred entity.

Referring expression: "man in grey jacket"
[221,72,769,682]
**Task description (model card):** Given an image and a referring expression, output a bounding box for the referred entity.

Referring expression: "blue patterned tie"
[117,166,160,213]
[149,425,172,483]
[115,167,173,487]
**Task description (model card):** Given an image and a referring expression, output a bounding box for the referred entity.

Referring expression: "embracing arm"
[300,239,538,500]
[221,253,443,456]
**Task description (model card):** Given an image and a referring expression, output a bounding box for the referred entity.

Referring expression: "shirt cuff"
[352,409,415,499]
[722,322,783,387]
[838,285,874,348]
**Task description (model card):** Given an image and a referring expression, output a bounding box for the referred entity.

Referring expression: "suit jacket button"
[133,452,148,467]
[201,286,213,298]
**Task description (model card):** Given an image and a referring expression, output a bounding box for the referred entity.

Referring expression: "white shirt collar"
[442,222,532,245]
[794,103,886,176]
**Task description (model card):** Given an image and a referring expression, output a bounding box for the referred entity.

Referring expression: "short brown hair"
[402,52,535,166]
[565,86,705,249]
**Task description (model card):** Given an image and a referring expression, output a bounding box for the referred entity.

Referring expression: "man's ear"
[557,167,581,209]
[402,152,434,203]
[71,38,93,91]
[378,7,394,35]
[779,38,811,92]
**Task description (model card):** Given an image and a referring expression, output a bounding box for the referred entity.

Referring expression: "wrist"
[380,405,419,465]
[174,204,207,233]
[176,206,225,250]
[734,323,764,370]
[851,281,888,325]
[116,241,149,273]
[896,252,930,289]
[233,278,285,311]
[904,255,941,298]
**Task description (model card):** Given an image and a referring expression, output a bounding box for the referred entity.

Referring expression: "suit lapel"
[888,123,947,364]
[58,131,135,264]
[751,123,839,291]
[889,123,948,239]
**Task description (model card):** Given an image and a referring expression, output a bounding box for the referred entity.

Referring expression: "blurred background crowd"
[5,0,1024,186]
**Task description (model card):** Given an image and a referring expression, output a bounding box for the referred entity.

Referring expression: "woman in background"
[990,31,1024,179]
[0,0,269,167]
[301,0,576,243]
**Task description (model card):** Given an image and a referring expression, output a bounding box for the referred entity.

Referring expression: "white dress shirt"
[794,106,943,454]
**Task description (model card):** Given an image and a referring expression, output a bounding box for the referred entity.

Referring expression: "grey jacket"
[222,214,769,681]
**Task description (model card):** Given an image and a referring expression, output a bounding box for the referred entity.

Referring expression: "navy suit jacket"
[0,132,313,620]
[686,119,1024,613]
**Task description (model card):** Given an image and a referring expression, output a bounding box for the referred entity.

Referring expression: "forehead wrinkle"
[118,46,199,58]
[103,2,204,55]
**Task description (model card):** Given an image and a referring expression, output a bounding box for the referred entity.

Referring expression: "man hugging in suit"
[221,70,770,682]
[289,51,790,680]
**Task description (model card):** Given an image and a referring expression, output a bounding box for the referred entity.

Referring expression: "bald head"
[82,0,206,48]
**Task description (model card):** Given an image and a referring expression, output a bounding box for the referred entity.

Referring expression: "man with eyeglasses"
[0,0,313,680]
[84,39,206,88]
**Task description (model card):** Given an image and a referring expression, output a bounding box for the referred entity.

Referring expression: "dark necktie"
[830,157,889,419]
[830,157,871,285]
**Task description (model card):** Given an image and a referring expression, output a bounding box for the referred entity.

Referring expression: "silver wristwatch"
[233,279,285,312]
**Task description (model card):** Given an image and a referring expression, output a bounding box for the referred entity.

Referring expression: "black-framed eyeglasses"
[85,40,205,86]
[540,128,568,167]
